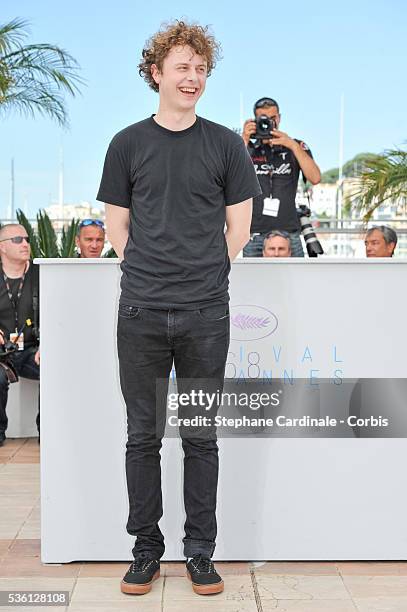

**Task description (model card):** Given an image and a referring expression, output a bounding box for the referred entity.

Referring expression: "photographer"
[0,224,40,446]
[263,230,292,258]
[365,226,397,258]
[242,97,321,257]
[75,219,106,258]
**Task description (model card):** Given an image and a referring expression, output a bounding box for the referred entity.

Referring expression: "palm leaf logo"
[232,313,271,329]
[230,305,278,341]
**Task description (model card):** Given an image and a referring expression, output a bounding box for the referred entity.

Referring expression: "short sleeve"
[224,141,262,206]
[294,139,314,183]
[295,140,313,159]
[96,142,131,208]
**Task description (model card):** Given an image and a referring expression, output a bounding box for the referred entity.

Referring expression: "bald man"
[0,224,40,445]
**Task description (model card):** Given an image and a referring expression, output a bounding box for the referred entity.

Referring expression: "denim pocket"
[197,304,229,322]
[118,304,142,319]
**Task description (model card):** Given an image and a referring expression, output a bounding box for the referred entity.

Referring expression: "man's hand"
[271,130,322,185]
[34,349,40,365]
[242,119,256,146]
[105,204,130,260]
[225,198,253,260]
[269,129,296,150]
[0,330,5,346]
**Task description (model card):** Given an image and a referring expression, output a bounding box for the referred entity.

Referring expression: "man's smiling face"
[151,45,207,111]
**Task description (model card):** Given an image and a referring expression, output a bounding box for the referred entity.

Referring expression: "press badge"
[262,197,280,217]
[10,332,24,351]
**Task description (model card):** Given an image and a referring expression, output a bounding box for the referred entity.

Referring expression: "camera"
[253,115,276,140]
[296,205,324,257]
[0,340,19,383]
[0,339,19,361]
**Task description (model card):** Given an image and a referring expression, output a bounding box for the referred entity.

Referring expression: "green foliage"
[321,153,382,183]
[16,209,41,257]
[103,247,117,258]
[36,210,59,257]
[320,167,339,184]
[351,148,407,220]
[13,209,117,258]
[0,17,84,127]
[12,210,117,258]
[16,208,79,258]
[60,218,79,257]
[342,196,352,218]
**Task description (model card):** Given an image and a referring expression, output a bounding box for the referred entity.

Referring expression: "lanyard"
[261,144,275,198]
[263,144,290,198]
[3,263,28,332]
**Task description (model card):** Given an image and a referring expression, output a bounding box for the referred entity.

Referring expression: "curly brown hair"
[138,20,221,92]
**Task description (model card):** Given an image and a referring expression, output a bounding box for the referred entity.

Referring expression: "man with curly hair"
[97,20,261,596]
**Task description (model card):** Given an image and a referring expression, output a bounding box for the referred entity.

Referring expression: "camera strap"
[0,360,19,384]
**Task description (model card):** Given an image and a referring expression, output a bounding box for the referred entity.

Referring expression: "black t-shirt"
[0,262,38,348]
[248,139,313,233]
[97,116,261,309]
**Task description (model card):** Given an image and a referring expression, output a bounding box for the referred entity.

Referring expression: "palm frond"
[0,18,28,54]
[350,148,407,220]
[60,219,79,257]
[36,210,59,257]
[0,18,84,126]
[3,44,85,96]
[1,87,68,124]
[16,208,41,258]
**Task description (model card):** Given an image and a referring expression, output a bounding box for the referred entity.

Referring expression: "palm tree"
[0,17,84,126]
[353,148,407,220]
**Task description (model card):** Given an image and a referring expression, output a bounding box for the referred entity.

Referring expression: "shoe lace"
[192,554,216,574]
[130,553,151,572]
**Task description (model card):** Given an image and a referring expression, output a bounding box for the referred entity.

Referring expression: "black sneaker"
[186,554,224,595]
[0,432,5,447]
[121,555,160,595]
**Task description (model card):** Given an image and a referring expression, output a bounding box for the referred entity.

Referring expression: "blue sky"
[1,0,406,217]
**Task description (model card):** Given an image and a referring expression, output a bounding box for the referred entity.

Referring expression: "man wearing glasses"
[242,97,321,257]
[0,224,40,446]
[75,219,106,258]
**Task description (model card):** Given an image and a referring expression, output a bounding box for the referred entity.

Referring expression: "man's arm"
[105,204,130,260]
[269,130,321,185]
[290,140,321,184]
[225,199,253,261]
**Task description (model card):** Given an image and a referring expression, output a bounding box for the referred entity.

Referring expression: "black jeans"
[117,303,230,560]
[0,346,40,435]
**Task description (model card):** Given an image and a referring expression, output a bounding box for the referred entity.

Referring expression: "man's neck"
[1,259,29,279]
[154,106,196,131]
